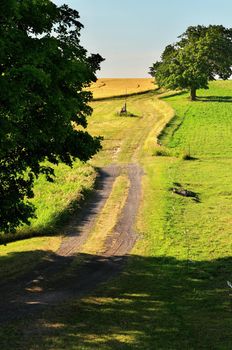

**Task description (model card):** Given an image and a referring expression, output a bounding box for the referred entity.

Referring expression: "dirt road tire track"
[0,163,143,324]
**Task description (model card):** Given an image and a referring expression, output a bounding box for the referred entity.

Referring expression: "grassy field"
[159,82,232,158]
[89,78,155,99]
[2,80,232,349]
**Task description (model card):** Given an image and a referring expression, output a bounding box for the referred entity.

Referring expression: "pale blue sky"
[53,0,232,77]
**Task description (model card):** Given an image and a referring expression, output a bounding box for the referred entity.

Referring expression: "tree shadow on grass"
[1,251,232,349]
[197,95,232,102]
[161,90,188,99]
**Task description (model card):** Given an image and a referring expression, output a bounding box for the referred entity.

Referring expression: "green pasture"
[160,81,232,158]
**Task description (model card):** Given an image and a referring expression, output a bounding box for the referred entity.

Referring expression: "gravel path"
[0,163,143,324]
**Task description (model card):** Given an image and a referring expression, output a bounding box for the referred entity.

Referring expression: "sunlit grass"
[89,78,155,99]
[27,161,96,234]
[161,81,232,158]
[0,160,96,245]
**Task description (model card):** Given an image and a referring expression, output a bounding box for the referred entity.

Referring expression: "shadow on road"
[1,251,232,349]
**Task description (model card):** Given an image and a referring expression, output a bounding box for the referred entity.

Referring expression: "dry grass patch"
[89,78,155,99]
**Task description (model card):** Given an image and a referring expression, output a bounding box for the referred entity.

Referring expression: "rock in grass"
[171,187,200,202]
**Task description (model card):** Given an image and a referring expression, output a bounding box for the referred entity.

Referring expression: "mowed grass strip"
[80,174,130,255]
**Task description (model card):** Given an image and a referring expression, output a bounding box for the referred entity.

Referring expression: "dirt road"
[0,163,143,323]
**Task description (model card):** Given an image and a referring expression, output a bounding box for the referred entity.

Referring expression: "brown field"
[89,78,156,99]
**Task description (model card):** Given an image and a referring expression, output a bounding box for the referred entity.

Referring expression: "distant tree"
[150,25,232,100]
[0,0,103,233]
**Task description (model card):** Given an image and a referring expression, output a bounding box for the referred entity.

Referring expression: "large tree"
[0,0,103,233]
[150,25,232,100]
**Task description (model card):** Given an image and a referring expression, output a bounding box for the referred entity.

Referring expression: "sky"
[53,0,232,78]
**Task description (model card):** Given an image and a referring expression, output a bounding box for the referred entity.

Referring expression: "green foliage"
[0,0,103,233]
[150,25,232,100]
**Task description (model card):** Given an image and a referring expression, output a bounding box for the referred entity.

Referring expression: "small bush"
[153,147,170,157]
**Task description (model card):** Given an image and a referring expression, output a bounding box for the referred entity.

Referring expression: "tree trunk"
[190,87,197,101]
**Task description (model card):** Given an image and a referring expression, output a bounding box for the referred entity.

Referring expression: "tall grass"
[0,160,96,245]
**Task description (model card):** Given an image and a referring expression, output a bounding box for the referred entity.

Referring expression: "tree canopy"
[150,25,232,100]
[0,0,103,233]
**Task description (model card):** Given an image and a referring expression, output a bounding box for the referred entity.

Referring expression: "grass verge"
[0,236,61,283]
[0,160,96,245]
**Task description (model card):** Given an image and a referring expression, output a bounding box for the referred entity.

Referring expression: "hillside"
[1,80,232,349]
